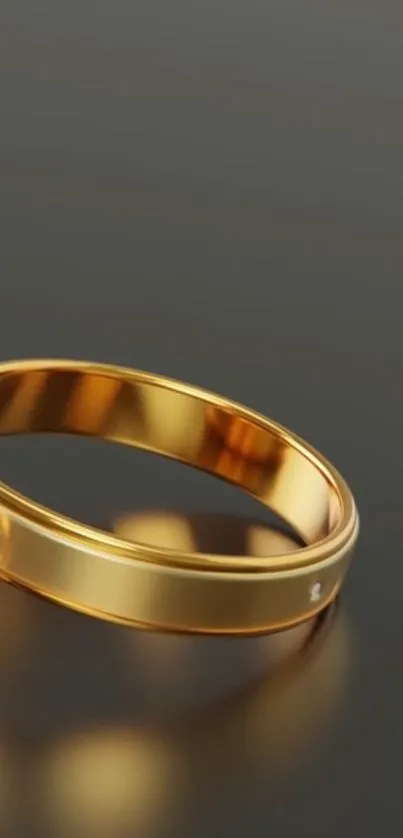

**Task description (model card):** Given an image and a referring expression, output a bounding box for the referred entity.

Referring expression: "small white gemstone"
[310,582,322,603]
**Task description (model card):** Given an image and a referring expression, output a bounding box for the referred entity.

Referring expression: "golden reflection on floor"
[0,509,351,837]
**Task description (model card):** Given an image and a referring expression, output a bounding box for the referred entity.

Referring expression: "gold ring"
[0,359,359,634]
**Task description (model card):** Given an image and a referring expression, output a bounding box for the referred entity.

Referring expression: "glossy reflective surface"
[0,513,348,838]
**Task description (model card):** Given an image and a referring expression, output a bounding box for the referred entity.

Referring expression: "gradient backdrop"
[0,2,401,837]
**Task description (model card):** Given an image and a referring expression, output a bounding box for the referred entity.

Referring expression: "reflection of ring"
[0,609,349,834]
[0,359,359,634]
[34,609,349,838]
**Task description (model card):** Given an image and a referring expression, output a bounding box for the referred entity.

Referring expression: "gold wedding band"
[0,359,359,634]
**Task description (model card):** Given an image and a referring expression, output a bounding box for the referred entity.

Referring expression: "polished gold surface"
[0,359,359,633]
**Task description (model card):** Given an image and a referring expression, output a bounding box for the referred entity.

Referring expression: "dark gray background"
[0,1,401,836]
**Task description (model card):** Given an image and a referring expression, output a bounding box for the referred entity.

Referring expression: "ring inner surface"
[0,367,342,547]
